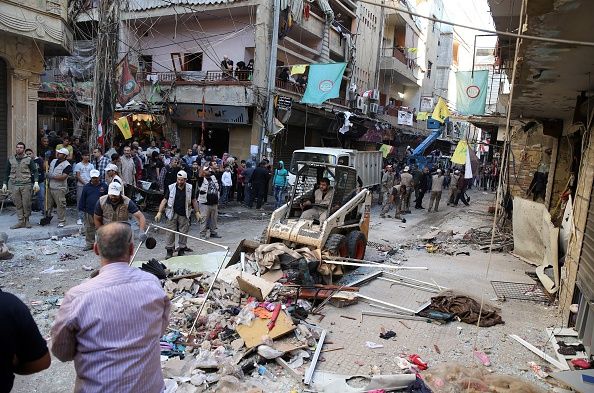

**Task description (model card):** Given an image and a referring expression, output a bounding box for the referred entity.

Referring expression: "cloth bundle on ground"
[423,363,544,393]
[429,290,504,327]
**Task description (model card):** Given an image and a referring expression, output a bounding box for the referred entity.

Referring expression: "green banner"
[456,70,489,115]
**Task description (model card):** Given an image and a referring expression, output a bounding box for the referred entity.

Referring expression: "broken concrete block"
[178,278,194,291]
[231,338,244,351]
[162,357,189,378]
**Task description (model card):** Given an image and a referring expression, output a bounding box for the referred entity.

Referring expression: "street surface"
[3,188,558,392]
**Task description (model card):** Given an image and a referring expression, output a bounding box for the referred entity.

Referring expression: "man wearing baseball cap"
[399,166,413,214]
[78,170,108,250]
[94,182,146,232]
[197,165,221,239]
[155,170,200,258]
[45,147,72,227]
[104,163,123,192]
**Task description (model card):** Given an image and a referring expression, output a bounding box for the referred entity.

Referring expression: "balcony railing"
[136,70,252,84]
[381,47,417,70]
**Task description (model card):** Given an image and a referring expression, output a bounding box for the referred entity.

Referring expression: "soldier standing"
[2,142,39,229]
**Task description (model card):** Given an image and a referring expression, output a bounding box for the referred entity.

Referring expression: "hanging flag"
[451,140,468,165]
[464,149,473,179]
[290,64,308,75]
[117,55,141,106]
[416,112,429,121]
[115,116,132,140]
[97,120,104,146]
[379,144,394,158]
[456,70,489,115]
[432,97,451,123]
[301,63,347,105]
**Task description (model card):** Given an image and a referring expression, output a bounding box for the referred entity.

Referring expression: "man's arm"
[4,159,11,185]
[93,200,103,228]
[29,159,39,183]
[132,211,146,232]
[50,293,77,362]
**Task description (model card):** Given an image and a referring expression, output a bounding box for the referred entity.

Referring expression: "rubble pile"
[158,267,331,392]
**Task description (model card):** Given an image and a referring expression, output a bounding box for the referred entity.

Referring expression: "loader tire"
[346,230,367,259]
[324,234,348,257]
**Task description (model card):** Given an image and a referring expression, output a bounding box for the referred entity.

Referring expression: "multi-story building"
[487,0,594,354]
[0,0,72,175]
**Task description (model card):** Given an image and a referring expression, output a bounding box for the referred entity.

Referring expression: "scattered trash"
[408,354,428,370]
[365,341,384,349]
[528,361,548,379]
[81,265,94,271]
[40,266,69,274]
[379,330,396,340]
[473,350,491,366]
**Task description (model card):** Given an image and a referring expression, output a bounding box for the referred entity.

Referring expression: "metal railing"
[136,69,253,84]
[381,47,417,70]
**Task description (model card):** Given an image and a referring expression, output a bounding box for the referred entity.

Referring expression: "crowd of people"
[378,163,479,220]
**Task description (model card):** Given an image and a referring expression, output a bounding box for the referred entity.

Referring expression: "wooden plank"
[236,310,295,348]
[509,334,569,371]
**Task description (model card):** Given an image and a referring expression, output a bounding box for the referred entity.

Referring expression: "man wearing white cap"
[94,182,146,232]
[2,142,40,229]
[448,169,461,206]
[78,169,108,250]
[46,148,72,227]
[399,166,413,214]
[428,169,445,212]
[104,163,123,193]
[155,170,201,258]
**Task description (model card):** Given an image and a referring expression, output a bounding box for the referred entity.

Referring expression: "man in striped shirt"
[51,222,170,393]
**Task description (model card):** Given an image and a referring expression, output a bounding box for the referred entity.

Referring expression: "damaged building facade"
[0,0,72,179]
[487,0,594,355]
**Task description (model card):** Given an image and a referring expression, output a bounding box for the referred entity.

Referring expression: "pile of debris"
[463,226,514,252]
[158,265,335,392]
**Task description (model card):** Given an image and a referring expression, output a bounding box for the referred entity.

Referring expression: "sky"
[442,0,498,48]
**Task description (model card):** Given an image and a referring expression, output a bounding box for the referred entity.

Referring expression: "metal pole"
[260,0,281,157]
[130,226,151,265]
[150,223,228,250]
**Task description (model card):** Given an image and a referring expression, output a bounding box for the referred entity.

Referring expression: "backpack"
[206,178,219,204]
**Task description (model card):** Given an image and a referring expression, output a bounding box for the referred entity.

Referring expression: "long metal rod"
[358,0,594,47]
[303,329,327,385]
[382,271,447,290]
[356,293,416,315]
[377,276,439,293]
[150,223,228,250]
[188,247,230,336]
[130,226,151,265]
[322,259,427,270]
[362,310,431,322]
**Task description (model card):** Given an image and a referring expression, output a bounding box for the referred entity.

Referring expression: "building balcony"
[379,47,420,86]
[136,70,252,85]
[0,0,73,55]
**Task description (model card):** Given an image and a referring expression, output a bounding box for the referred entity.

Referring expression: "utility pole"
[91,0,120,150]
[260,0,281,158]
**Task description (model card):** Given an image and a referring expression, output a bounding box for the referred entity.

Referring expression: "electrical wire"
[359,0,594,47]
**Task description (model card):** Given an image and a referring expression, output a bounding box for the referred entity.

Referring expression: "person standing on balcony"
[221,55,233,78]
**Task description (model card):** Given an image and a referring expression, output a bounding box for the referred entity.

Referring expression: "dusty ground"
[2,189,565,392]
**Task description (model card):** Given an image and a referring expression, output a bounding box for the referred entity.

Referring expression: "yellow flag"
[451,140,468,165]
[432,97,451,123]
[379,144,393,158]
[115,117,132,140]
[290,64,308,75]
[416,111,428,121]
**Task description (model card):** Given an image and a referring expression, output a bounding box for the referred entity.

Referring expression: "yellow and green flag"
[432,97,451,123]
[115,116,132,140]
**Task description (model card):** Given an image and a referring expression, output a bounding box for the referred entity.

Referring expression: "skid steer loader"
[261,162,371,259]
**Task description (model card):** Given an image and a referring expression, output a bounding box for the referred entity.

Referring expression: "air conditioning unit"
[369,103,379,113]
[361,104,368,115]
[356,96,366,110]
[371,89,380,101]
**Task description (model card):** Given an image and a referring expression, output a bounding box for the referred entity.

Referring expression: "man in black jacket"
[414,167,431,209]
[250,161,270,210]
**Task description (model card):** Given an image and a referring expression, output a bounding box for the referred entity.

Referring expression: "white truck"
[288,147,383,188]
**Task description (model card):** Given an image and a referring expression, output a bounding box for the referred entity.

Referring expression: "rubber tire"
[346,230,367,259]
[324,234,348,257]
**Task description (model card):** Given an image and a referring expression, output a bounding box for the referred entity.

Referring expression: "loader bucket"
[227,239,261,267]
